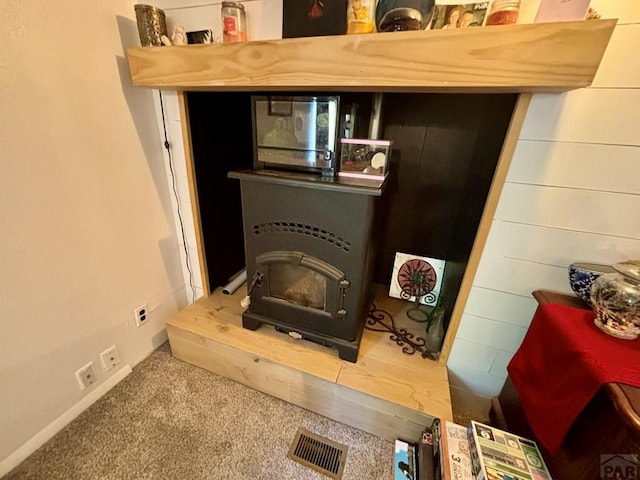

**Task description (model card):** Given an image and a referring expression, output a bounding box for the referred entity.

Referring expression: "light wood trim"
[127,20,616,93]
[178,92,210,296]
[439,93,533,364]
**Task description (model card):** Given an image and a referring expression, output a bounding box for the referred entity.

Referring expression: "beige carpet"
[6,343,393,479]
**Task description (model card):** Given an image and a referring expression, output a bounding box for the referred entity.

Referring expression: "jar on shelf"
[221,1,247,43]
[375,0,436,32]
[590,260,640,340]
[347,0,376,34]
[486,0,520,26]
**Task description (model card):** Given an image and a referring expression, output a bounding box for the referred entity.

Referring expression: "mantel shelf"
[127,19,616,93]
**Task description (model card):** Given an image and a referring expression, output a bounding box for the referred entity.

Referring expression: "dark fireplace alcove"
[187,91,517,354]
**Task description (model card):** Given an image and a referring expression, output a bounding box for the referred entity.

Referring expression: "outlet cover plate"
[134,304,148,327]
[100,345,120,371]
[75,362,96,390]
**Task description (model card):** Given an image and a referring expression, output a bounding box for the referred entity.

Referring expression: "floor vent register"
[287,427,348,479]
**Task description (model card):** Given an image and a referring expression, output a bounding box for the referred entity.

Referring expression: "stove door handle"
[337,280,350,318]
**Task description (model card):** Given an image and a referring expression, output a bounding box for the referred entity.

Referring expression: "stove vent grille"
[253,222,351,252]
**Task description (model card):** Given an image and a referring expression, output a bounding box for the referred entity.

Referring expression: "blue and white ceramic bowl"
[568,263,615,304]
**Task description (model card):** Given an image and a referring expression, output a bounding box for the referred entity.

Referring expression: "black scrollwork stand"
[365,303,436,360]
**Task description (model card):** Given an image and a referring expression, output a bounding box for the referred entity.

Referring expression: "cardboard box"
[467,421,554,480]
[432,419,474,480]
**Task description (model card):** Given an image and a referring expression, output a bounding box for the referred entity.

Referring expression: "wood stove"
[229,170,382,362]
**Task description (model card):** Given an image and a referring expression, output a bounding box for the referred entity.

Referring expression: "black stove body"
[229,170,382,362]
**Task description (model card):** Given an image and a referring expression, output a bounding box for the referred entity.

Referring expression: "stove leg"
[242,315,262,331]
[337,344,358,363]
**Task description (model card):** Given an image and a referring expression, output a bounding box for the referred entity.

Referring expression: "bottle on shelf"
[426,296,445,355]
[347,0,376,34]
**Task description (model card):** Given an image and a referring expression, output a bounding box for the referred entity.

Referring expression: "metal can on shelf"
[221,1,247,43]
[134,4,168,46]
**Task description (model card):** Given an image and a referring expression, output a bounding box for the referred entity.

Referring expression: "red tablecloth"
[507,303,640,455]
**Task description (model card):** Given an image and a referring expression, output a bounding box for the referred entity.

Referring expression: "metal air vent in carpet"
[287,427,348,479]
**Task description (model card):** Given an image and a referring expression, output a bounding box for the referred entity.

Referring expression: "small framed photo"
[186,29,214,44]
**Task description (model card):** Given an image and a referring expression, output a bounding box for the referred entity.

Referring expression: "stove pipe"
[368,93,384,140]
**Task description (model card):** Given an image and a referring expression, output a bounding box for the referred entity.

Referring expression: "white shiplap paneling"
[489,350,515,378]
[483,221,640,267]
[464,287,538,328]
[495,183,640,239]
[473,255,570,297]
[456,314,528,353]
[451,17,639,397]
[153,90,203,292]
[447,339,498,373]
[165,137,190,182]
[160,90,181,123]
[447,365,506,397]
[182,245,203,297]
[520,89,640,146]
[508,140,640,194]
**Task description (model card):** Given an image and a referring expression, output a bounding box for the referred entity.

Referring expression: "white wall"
[447,1,640,417]
[0,1,188,474]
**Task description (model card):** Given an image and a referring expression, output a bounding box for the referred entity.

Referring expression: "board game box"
[395,439,418,480]
[432,419,474,480]
[467,421,554,480]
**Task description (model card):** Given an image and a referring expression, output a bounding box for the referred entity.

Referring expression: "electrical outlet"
[134,304,148,327]
[100,345,120,371]
[75,362,96,390]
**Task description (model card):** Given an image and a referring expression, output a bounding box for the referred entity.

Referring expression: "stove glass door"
[268,262,327,309]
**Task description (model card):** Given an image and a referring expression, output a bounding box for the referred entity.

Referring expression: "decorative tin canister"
[134,4,168,47]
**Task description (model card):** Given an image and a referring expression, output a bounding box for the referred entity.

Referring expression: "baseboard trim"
[0,364,133,478]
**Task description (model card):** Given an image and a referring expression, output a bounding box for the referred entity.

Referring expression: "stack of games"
[432,419,474,480]
[467,421,554,480]
[394,438,418,480]
[418,429,435,480]
[393,428,436,480]
[396,419,551,479]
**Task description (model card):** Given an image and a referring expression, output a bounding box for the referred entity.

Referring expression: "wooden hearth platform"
[166,285,452,441]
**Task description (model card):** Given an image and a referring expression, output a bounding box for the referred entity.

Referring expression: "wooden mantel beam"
[127,19,616,93]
